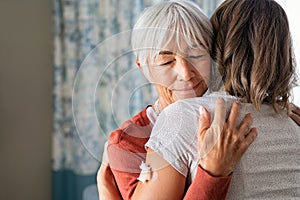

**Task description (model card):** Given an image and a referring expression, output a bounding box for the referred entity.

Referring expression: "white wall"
[0,1,53,200]
[287,1,300,106]
[276,0,300,106]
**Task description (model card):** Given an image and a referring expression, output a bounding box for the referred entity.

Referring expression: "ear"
[136,58,152,81]
[136,59,142,70]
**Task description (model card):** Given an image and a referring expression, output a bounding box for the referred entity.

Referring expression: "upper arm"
[132,148,186,200]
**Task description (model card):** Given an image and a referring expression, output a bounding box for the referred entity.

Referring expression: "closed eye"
[159,60,174,66]
[189,55,204,59]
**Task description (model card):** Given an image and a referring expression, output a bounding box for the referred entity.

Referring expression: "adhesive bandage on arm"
[137,161,152,183]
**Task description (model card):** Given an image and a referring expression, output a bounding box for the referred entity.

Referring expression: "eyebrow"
[158,50,174,55]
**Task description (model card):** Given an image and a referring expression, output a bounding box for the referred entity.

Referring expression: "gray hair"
[131,0,213,68]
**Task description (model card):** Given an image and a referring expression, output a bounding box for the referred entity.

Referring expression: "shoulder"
[146,100,201,177]
[108,106,152,152]
[107,107,152,173]
[161,94,229,116]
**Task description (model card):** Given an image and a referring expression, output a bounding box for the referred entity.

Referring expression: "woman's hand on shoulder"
[197,98,258,177]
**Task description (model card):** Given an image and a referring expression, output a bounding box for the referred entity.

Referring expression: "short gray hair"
[131,0,213,66]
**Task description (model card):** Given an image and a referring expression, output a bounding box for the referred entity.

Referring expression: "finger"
[198,106,211,137]
[212,98,226,127]
[238,113,253,137]
[227,100,241,129]
[289,112,300,126]
[290,103,300,115]
[239,128,258,154]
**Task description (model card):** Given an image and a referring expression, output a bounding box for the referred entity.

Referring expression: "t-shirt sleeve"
[146,100,200,177]
[183,165,232,200]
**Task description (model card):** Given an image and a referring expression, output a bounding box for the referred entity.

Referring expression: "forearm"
[183,165,232,200]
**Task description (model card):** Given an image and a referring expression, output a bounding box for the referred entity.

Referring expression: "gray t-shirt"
[146,93,300,199]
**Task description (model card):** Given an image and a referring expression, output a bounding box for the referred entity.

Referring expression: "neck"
[153,99,161,116]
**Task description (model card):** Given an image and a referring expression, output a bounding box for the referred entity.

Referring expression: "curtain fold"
[52,0,220,200]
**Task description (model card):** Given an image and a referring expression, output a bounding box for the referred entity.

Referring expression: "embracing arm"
[183,166,231,200]
[184,99,257,200]
[131,149,232,200]
[132,99,257,200]
[97,141,184,200]
[97,99,258,200]
[97,149,232,200]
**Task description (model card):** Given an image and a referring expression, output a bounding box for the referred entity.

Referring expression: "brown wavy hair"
[210,0,297,112]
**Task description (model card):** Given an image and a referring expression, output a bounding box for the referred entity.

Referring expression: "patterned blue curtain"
[52,0,220,200]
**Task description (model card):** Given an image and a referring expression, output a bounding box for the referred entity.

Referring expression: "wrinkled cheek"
[197,81,208,97]
[148,68,176,88]
[197,64,210,77]
[156,85,175,105]
[195,62,211,84]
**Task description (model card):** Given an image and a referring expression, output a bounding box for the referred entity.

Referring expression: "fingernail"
[235,100,241,105]
[217,98,225,103]
[254,128,258,135]
[199,106,205,115]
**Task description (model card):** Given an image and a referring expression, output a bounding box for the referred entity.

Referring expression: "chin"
[196,88,208,97]
[173,87,207,100]
[173,93,198,100]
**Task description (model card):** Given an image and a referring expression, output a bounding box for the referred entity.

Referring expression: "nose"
[175,56,195,81]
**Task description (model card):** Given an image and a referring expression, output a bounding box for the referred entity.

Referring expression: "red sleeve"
[183,165,232,200]
[109,170,140,200]
[107,108,151,200]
